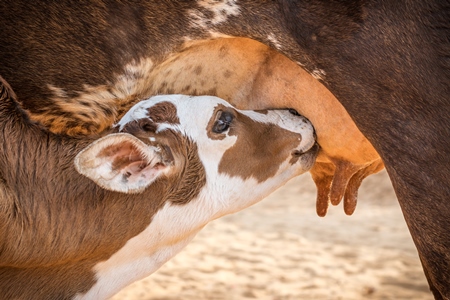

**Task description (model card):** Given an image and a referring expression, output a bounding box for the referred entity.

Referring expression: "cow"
[0,4,383,217]
[0,76,318,299]
[0,1,448,298]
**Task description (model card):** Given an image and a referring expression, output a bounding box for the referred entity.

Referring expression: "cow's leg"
[420,256,446,300]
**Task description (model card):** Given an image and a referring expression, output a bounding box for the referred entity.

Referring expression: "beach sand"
[112,170,433,300]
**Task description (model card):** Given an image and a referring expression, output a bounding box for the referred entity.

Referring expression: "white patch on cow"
[188,0,240,29]
[267,33,282,50]
[311,69,327,80]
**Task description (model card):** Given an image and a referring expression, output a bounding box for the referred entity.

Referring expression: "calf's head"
[76,94,318,215]
[57,94,319,299]
[73,95,317,298]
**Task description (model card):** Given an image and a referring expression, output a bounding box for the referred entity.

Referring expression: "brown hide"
[145,38,384,215]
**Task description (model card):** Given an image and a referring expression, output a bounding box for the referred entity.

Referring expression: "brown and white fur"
[1,34,383,217]
[0,77,317,299]
[0,2,382,218]
[1,1,449,297]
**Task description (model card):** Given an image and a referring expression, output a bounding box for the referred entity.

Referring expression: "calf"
[0,76,318,299]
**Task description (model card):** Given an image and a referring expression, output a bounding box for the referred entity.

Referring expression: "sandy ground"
[112,170,433,300]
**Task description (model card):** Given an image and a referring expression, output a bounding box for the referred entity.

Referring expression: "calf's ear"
[75,133,172,193]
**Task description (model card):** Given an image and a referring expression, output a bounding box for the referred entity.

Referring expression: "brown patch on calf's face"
[215,107,303,183]
[167,138,207,205]
[146,101,180,125]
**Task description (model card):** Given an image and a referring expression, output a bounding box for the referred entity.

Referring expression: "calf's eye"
[214,120,230,133]
[213,111,233,134]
